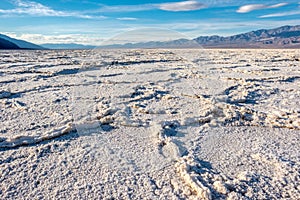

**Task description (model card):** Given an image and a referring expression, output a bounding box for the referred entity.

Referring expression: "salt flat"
[0,49,299,199]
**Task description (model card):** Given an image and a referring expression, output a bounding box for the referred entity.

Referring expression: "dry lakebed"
[0,49,299,199]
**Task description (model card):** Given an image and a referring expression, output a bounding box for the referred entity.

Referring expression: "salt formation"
[0,49,299,199]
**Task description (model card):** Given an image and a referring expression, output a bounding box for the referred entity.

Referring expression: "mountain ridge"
[194,25,300,48]
[1,25,300,49]
[41,43,97,50]
[0,34,45,49]
[0,38,20,49]
[96,25,300,49]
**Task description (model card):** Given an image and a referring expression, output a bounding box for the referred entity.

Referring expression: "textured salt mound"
[193,126,300,199]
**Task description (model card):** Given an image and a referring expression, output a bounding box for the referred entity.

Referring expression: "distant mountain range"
[194,25,300,48]
[0,34,45,49]
[1,25,300,50]
[96,39,199,49]
[101,25,300,49]
[41,43,96,49]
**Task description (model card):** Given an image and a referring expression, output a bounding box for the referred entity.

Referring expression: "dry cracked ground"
[0,49,299,199]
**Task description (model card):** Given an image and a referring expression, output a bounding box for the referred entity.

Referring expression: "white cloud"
[97,4,155,12]
[236,4,266,13]
[158,1,205,11]
[97,1,205,13]
[268,3,289,8]
[0,0,65,16]
[237,2,288,13]
[0,0,106,19]
[260,10,300,18]
[117,17,138,21]
[2,32,104,45]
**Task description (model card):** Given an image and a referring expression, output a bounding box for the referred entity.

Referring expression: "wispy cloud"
[268,2,289,8]
[2,32,104,45]
[0,0,106,19]
[237,3,288,13]
[97,1,206,13]
[158,1,206,11]
[97,4,155,12]
[117,17,138,21]
[260,10,300,18]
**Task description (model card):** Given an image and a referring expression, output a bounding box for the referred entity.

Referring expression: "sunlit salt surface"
[0,47,299,199]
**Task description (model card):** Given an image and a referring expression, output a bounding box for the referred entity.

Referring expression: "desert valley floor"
[0,49,299,199]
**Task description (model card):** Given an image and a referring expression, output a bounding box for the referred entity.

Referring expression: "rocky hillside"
[0,34,44,49]
[194,25,300,48]
[0,38,20,49]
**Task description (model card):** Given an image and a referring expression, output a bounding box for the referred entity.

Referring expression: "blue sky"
[0,0,300,45]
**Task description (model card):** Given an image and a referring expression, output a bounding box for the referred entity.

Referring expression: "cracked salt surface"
[0,49,299,199]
